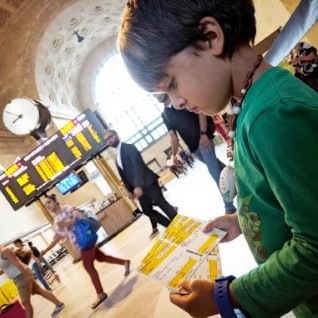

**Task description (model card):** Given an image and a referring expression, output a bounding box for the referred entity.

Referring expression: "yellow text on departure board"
[5,187,19,203]
[88,125,101,143]
[17,173,30,186]
[65,139,74,147]
[23,183,36,195]
[35,152,65,182]
[5,164,19,177]
[76,132,92,151]
[71,147,82,158]
[60,121,76,136]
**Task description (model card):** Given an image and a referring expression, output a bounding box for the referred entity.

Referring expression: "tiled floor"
[32,143,294,317]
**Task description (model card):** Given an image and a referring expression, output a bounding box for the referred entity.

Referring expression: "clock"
[2,98,51,137]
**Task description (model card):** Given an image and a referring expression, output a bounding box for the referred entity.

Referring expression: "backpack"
[73,218,98,251]
[81,210,101,232]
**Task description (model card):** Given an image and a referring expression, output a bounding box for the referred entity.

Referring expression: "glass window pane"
[152,131,160,139]
[146,135,152,143]
[94,53,166,151]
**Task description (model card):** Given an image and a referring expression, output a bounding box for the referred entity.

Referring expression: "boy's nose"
[170,95,186,110]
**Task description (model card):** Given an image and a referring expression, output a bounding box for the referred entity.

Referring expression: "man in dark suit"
[104,129,178,238]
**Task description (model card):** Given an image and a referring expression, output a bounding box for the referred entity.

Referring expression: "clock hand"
[12,114,23,124]
[5,110,21,117]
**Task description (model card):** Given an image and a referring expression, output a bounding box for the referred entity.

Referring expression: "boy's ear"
[199,17,224,56]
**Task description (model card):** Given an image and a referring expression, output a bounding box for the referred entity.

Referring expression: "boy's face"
[156,45,232,116]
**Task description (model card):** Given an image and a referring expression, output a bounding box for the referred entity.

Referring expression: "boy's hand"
[203,214,241,242]
[170,280,218,318]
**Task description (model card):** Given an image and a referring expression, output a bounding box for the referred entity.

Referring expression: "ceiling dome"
[35,0,125,117]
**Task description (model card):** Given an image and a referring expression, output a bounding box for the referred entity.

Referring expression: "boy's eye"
[168,78,176,90]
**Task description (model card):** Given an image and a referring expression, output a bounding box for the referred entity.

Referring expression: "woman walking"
[42,194,131,309]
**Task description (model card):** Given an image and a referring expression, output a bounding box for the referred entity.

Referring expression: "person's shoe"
[226,208,237,214]
[51,303,65,317]
[91,293,108,309]
[149,228,159,239]
[124,260,131,276]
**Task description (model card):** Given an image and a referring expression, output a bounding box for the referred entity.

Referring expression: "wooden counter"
[96,198,134,236]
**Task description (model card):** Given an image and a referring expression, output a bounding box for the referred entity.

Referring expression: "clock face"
[3,98,40,135]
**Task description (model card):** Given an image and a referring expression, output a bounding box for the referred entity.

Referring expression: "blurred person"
[157,93,236,214]
[0,245,64,318]
[290,41,318,92]
[28,241,55,274]
[211,113,230,143]
[13,238,32,265]
[104,129,178,238]
[178,150,194,168]
[42,194,131,309]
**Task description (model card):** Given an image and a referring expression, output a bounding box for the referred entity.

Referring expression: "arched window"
[94,54,167,151]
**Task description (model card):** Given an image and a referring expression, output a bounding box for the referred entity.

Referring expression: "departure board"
[0,109,107,210]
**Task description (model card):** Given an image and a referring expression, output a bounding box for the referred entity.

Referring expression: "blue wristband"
[214,275,247,318]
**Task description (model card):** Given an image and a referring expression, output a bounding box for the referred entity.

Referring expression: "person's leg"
[15,277,33,318]
[178,165,187,174]
[146,184,178,221]
[195,144,236,213]
[161,184,168,192]
[139,194,173,228]
[169,167,179,178]
[81,248,109,309]
[35,284,65,318]
[94,246,125,265]
[94,246,130,276]
[186,158,193,168]
[39,255,55,273]
[32,280,63,305]
[81,248,104,294]
[22,299,33,318]
[32,262,51,291]
[138,194,161,230]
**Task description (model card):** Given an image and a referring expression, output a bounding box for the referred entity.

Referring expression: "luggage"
[0,299,25,317]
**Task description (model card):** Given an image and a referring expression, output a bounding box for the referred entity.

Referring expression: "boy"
[118,1,318,317]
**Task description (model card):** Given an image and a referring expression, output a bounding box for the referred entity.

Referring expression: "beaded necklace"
[226,54,263,161]
[219,55,263,202]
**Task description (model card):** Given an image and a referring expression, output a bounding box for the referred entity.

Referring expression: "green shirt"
[231,67,318,317]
